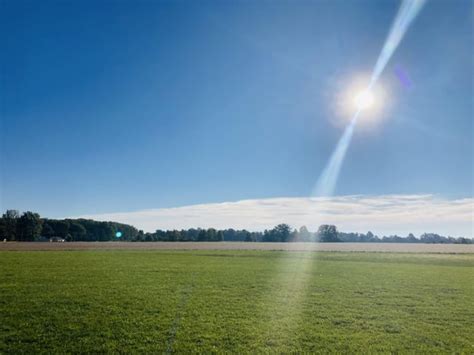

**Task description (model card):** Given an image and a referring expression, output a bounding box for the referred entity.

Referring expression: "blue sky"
[1,0,472,234]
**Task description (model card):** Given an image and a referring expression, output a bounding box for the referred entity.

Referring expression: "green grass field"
[1,250,473,353]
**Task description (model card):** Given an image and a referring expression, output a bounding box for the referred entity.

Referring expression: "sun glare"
[354,90,374,110]
[331,75,389,128]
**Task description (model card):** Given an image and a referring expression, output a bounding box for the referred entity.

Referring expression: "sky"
[1,0,473,236]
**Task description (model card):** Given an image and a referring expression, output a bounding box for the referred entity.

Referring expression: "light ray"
[370,0,427,88]
[312,110,360,197]
[259,0,428,341]
[313,0,426,198]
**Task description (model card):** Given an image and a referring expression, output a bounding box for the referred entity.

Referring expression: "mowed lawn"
[0,250,473,353]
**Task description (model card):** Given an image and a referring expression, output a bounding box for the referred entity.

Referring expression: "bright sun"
[354,90,374,110]
[333,74,389,128]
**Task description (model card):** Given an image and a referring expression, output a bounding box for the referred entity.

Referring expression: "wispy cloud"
[77,195,473,238]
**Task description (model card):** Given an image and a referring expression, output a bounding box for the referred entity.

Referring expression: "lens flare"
[313,111,359,197]
[370,0,426,86]
[266,0,427,342]
[315,0,426,198]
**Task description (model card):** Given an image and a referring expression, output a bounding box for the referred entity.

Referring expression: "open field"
[1,250,473,353]
[1,241,473,253]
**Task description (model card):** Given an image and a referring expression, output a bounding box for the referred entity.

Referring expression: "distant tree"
[41,222,55,238]
[420,233,447,244]
[3,209,20,219]
[223,228,236,241]
[318,224,340,242]
[69,222,87,241]
[2,209,20,241]
[136,230,145,242]
[197,229,207,242]
[185,228,200,241]
[382,235,405,243]
[262,229,270,242]
[170,230,182,241]
[263,224,291,242]
[277,224,291,242]
[406,233,418,243]
[289,229,298,242]
[364,231,374,242]
[152,230,165,241]
[49,220,70,238]
[244,231,254,242]
[97,223,114,241]
[17,212,43,241]
[206,228,217,241]
[298,226,312,242]
[0,218,5,239]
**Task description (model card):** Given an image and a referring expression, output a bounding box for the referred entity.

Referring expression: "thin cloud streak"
[77,195,473,238]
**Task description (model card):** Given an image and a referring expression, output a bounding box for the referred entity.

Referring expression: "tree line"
[0,210,139,242]
[0,210,471,244]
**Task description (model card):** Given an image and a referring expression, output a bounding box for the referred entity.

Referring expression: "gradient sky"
[1,0,472,224]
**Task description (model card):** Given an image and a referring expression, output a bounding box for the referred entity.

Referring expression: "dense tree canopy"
[0,210,471,244]
[16,212,43,241]
[317,225,340,242]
